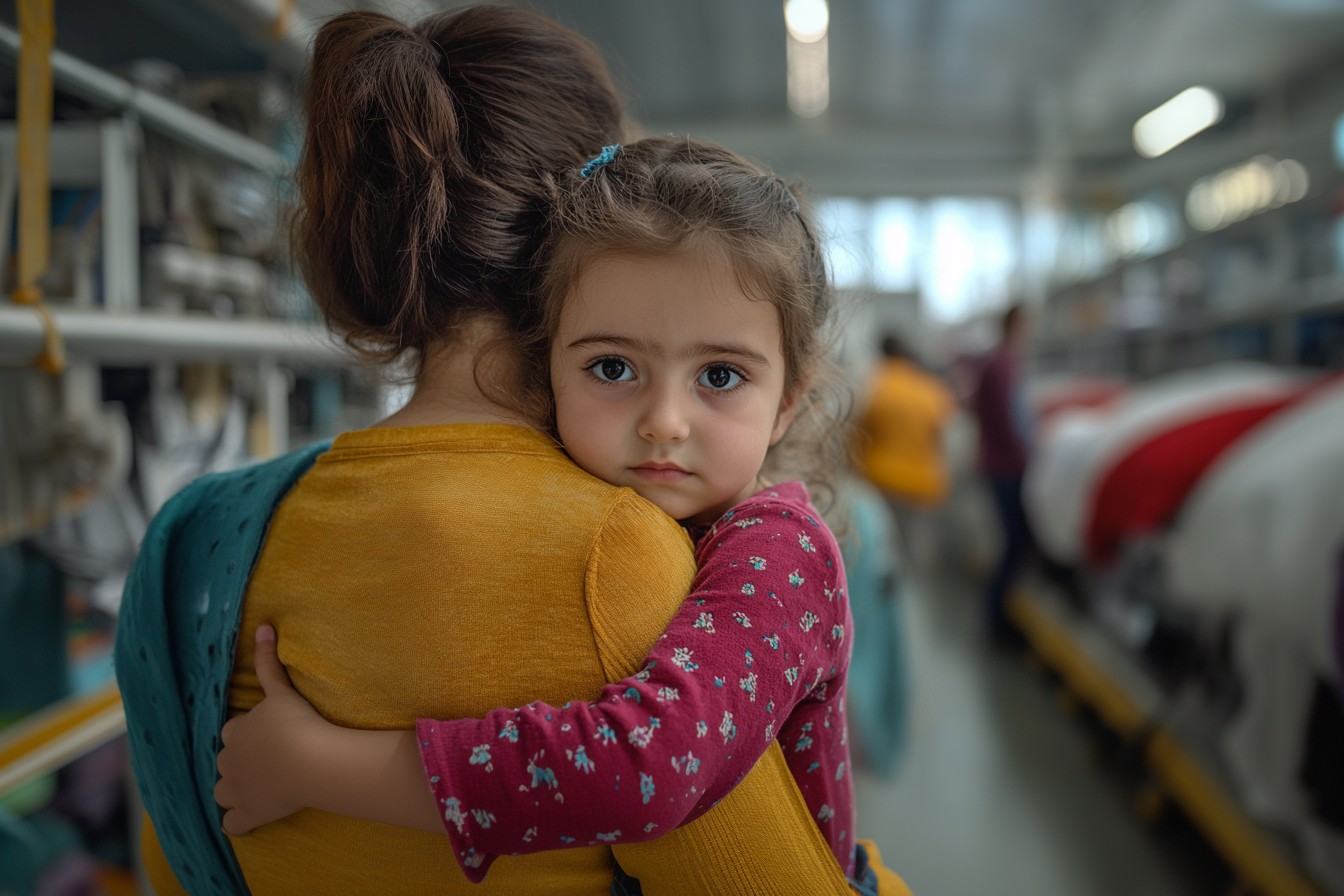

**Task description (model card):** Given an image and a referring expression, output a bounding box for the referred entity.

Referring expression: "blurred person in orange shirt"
[856,333,955,569]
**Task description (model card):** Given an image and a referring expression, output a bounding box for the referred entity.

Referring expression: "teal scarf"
[115,442,329,896]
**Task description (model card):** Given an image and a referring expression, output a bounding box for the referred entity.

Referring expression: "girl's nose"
[638,387,691,443]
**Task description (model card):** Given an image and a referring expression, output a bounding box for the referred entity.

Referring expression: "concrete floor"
[853,568,1211,896]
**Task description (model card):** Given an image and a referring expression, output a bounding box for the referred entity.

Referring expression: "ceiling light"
[787,34,829,117]
[785,0,828,117]
[785,0,829,43]
[1185,155,1309,231]
[1133,87,1224,158]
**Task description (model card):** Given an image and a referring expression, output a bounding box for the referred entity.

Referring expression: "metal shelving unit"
[0,683,124,801]
[0,304,343,366]
[1033,288,1344,379]
[0,4,347,825]
[1009,586,1327,896]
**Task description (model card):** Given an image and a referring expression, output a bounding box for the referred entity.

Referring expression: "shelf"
[1046,187,1338,296]
[1008,585,1159,738]
[1034,285,1344,355]
[1009,587,1326,896]
[0,485,98,548]
[0,682,124,800]
[0,304,348,366]
[1145,730,1323,896]
[0,21,288,175]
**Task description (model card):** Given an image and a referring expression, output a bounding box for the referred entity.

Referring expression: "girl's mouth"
[632,463,691,481]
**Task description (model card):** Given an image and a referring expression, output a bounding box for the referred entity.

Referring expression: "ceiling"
[6,0,1344,198]
[525,0,1344,197]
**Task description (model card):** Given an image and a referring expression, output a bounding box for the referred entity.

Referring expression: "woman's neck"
[377,316,534,429]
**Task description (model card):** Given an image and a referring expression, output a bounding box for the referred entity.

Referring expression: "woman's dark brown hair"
[294,5,624,368]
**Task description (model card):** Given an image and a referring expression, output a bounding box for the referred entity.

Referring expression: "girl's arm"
[216,625,442,835]
[216,499,848,880]
[419,498,848,879]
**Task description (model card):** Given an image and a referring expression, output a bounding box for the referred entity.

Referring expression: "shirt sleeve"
[415,493,849,881]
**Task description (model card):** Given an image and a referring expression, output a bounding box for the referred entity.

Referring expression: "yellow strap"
[16,0,53,292]
[269,0,294,40]
[14,0,65,374]
[14,294,68,374]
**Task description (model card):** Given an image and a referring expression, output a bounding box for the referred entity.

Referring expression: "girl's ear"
[769,379,808,446]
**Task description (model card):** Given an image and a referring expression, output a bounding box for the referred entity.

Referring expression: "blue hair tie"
[580,144,621,178]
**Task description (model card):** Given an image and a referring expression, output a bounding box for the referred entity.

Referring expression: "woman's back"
[232,424,662,727]
[145,424,698,894]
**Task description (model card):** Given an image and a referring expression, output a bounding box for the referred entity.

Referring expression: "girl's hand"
[215,624,329,835]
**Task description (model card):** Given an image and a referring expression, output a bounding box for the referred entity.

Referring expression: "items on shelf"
[0,368,131,548]
[0,16,348,893]
[1014,363,1344,893]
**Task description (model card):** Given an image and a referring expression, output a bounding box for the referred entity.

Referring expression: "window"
[815,198,871,291]
[816,195,1021,322]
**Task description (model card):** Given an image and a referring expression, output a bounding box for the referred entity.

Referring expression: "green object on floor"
[0,805,83,895]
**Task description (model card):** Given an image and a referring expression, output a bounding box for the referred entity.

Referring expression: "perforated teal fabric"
[839,482,908,777]
[114,441,329,896]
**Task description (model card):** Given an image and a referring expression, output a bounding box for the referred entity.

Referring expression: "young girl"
[215,137,901,895]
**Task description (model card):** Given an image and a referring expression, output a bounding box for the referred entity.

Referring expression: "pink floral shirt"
[417,482,855,881]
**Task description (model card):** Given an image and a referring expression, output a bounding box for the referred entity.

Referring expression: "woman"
[115,7,859,895]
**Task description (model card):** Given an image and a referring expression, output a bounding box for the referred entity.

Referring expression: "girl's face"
[551,249,799,525]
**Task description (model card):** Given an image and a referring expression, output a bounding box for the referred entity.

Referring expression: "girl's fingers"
[252,624,295,696]
[221,806,251,837]
[215,777,236,816]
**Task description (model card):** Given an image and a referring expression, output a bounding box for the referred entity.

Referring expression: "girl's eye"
[698,364,744,391]
[587,357,634,383]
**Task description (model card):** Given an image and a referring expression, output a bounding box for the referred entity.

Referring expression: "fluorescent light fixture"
[785,0,828,117]
[1185,155,1309,231]
[1133,87,1224,158]
[787,34,829,117]
[785,0,829,43]
[1272,159,1309,204]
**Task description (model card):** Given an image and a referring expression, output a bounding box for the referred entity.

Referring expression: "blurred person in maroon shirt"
[970,305,1035,643]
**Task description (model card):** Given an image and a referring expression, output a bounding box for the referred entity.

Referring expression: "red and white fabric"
[1023,363,1305,567]
[1161,376,1344,871]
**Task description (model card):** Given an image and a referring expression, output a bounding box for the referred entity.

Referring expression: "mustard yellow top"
[858,360,956,506]
[141,424,857,895]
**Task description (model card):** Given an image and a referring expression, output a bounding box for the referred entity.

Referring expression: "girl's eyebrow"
[566,333,771,366]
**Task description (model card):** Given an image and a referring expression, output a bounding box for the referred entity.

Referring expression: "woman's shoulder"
[322,423,695,585]
[148,441,332,538]
[529,451,692,537]
[583,489,698,677]
[324,422,555,459]
[587,487,694,565]
[319,422,648,515]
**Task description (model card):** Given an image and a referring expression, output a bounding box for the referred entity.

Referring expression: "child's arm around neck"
[216,625,442,835]
[214,489,858,888]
